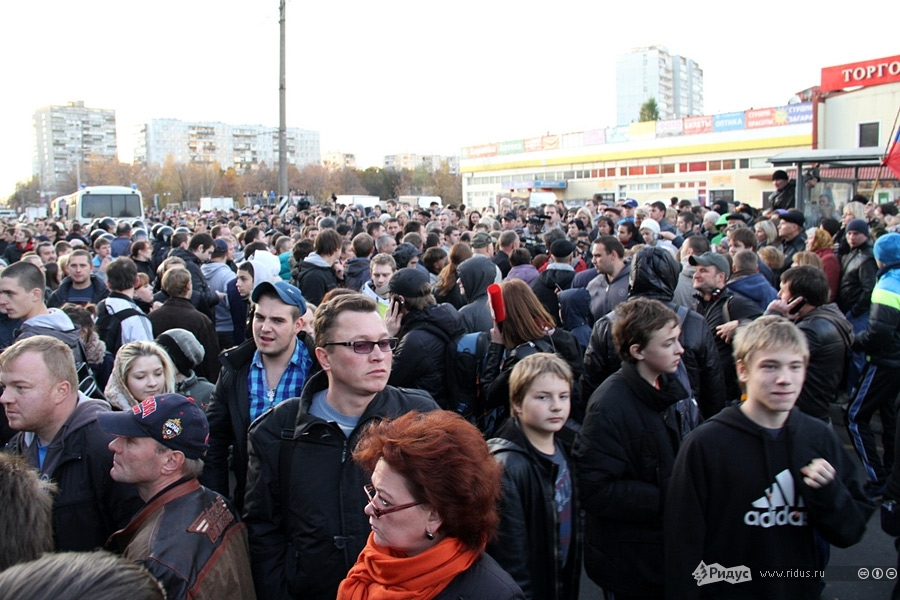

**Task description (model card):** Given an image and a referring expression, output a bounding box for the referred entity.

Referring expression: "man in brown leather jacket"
[101,393,256,600]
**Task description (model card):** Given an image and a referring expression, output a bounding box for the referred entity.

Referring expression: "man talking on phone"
[764,265,852,423]
[383,268,464,410]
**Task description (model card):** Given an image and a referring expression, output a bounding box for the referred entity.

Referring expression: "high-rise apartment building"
[383,154,459,174]
[134,119,320,170]
[322,151,357,170]
[616,46,703,125]
[33,100,118,194]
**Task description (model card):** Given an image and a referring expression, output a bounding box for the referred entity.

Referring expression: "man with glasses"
[243,293,438,600]
[203,280,318,514]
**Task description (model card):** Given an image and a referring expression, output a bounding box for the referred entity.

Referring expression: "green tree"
[640,97,659,122]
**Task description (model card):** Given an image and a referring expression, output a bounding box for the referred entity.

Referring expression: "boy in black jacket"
[574,297,689,599]
[488,353,581,600]
[665,316,873,599]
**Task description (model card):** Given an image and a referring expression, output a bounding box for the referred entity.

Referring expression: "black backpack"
[417,325,490,418]
[477,336,557,439]
[96,300,145,355]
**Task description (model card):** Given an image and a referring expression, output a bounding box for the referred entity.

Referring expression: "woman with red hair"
[337,411,523,600]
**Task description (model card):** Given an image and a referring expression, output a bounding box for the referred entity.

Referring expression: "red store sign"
[821,55,900,92]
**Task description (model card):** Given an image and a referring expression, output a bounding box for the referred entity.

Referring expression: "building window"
[661,164,676,174]
[645,165,659,175]
[629,166,644,176]
[722,159,735,169]
[710,190,734,204]
[859,122,879,148]
[739,158,750,169]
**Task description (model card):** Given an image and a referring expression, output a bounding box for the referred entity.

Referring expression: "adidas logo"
[743,469,807,528]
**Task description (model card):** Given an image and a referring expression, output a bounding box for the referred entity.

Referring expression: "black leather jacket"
[488,419,581,600]
[778,304,852,420]
[201,334,319,512]
[837,241,877,317]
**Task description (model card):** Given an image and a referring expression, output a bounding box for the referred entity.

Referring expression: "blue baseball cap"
[251,280,308,313]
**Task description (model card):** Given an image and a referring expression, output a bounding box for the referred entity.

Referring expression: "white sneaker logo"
[693,561,752,586]
[743,469,807,527]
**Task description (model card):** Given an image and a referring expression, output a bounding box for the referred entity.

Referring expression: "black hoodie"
[665,405,873,599]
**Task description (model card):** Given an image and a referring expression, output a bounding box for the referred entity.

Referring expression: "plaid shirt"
[247,338,312,422]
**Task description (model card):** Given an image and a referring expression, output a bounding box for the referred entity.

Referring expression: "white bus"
[50,185,144,224]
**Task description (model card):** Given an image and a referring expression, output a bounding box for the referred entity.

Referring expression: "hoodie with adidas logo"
[664,404,873,599]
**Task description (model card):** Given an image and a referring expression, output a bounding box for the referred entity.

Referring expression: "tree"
[432,161,462,206]
[640,97,659,122]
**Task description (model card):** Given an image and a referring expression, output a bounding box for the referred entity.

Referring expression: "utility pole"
[278,0,288,199]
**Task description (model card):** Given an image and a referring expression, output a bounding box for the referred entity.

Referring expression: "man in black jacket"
[243,293,438,600]
[169,233,219,321]
[765,266,852,422]
[202,280,316,513]
[690,251,762,403]
[295,229,342,305]
[531,239,577,325]
[581,246,724,419]
[1,335,142,551]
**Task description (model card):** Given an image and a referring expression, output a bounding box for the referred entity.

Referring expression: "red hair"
[353,411,501,550]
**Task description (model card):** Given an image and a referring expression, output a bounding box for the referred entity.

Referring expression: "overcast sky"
[1,0,896,197]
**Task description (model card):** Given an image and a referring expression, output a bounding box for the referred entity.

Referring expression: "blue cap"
[251,280,308,313]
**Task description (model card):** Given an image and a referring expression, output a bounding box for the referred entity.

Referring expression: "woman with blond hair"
[104,341,176,410]
[754,219,778,249]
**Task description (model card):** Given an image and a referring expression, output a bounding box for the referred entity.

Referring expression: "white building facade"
[134,119,320,170]
[33,100,118,194]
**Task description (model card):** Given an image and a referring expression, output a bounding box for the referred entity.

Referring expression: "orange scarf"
[337,532,480,600]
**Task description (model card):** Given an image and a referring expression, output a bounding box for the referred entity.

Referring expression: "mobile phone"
[788,298,807,315]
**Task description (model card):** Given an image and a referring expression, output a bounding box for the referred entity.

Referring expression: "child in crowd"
[488,353,581,600]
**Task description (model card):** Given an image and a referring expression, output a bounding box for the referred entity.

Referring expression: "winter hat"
[639,219,660,236]
[846,219,869,237]
[156,329,205,377]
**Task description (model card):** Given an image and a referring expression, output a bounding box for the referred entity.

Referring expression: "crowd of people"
[0,177,897,599]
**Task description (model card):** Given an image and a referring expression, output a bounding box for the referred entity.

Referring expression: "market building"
[460,54,900,211]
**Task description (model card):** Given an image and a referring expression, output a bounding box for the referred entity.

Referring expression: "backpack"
[96,300,145,355]
[417,325,490,419]
[477,336,558,439]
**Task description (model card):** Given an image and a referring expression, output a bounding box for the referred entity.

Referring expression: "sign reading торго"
[821,55,900,93]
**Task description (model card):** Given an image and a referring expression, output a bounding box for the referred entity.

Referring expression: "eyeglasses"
[364,484,422,518]
[322,338,398,354]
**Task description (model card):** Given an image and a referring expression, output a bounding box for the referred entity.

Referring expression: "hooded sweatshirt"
[202,260,237,333]
[344,256,371,293]
[17,309,86,364]
[295,252,338,305]
[665,405,873,599]
[558,287,593,351]
[726,271,778,312]
[457,255,497,334]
